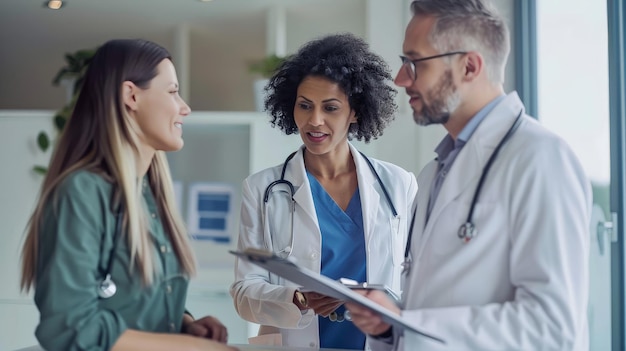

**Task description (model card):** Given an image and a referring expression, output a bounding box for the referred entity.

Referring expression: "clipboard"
[230,248,446,344]
[340,279,400,302]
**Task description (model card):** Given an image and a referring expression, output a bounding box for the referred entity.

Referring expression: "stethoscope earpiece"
[98,274,117,299]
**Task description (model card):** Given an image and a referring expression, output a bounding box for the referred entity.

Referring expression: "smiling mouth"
[174,122,183,129]
[308,132,326,137]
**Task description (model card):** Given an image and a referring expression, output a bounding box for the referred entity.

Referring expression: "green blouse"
[34,170,189,351]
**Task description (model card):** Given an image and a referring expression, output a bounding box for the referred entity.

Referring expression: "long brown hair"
[20,39,196,291]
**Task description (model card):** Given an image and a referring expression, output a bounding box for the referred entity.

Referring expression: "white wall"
[0,111,54,349]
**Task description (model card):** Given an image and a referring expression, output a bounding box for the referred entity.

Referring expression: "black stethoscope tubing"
[403,110,524,270]
[98,203,124,299]
[264,149,398,217]
[457,109,524,241]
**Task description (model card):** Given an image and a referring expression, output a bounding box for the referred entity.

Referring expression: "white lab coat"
[369,92,592,351]
[230,143,418,349]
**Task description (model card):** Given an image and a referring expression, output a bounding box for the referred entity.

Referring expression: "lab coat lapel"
[424,140,483,237]
[284,147,318,225]
[409,161,437,260]
[350,143,380,248]
[423,93,525,238]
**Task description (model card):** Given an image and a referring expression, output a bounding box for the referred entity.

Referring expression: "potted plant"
[34,48,96,174]
[248,54,288,111]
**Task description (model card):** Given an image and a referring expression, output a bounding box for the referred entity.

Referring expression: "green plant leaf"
[33,165,48,175]
[54,114,67,131]
[37,132,50,152]
[249,54,289,78]
[52,68,72,86]
[52,48,97,86]
[33,46,97,175]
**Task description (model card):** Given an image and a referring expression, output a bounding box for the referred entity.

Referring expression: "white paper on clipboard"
[229,248,446,345]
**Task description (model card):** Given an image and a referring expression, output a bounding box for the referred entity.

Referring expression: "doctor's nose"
[307,109,325,127]
[394,66,413,88]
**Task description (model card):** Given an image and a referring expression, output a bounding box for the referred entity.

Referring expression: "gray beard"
[412,70,461,126]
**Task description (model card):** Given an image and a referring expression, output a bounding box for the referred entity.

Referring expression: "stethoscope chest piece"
[455,109,524,245]
[98,274,117,299]
[458,222,477,243]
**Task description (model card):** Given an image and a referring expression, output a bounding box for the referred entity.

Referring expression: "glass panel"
[536,1,611,349]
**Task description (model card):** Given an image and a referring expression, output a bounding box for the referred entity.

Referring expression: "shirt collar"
[433,94,506,161]
[456,94,506,144]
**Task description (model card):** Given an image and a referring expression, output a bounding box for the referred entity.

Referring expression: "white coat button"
[151,213,156,218]
[310,252,319,259]
[169,322,176,332]
[284,245,292,253]
[166,284,172,294]
[160,245,167,253]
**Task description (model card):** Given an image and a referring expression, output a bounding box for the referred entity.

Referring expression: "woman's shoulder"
[55,169,113,199]
[243,164,284,193]
[244,151,301,185]
[43,170,114,228]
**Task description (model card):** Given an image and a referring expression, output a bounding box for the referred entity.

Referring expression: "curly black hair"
[264,33,397,143]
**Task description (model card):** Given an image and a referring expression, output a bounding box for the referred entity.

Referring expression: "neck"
[445,84,504,139]
[136,146,155,177]
[304,144,354,180]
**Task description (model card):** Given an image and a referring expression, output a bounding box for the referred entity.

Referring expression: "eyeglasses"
[399,51,467,81]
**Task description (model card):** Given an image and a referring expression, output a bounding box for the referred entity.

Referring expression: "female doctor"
[229,33,417,350]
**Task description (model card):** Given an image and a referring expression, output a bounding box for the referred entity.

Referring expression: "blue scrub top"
[307,172,366,350]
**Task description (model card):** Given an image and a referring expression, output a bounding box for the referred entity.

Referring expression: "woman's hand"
[303,292,344,317]
[182,315,229,343]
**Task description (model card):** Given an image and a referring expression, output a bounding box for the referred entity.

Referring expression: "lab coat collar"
[280,143,381,239]
[282,146,318,225]
[350,143,381,247]
[421,92,525,246]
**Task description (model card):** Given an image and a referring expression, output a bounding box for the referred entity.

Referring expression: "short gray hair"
[410,0,510,84]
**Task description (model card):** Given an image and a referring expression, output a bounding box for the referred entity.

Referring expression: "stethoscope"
[98,204,124,299]
[402,110,523,276]
[262,149,398,257]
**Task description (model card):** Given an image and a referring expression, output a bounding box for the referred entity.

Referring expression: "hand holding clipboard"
[230,248,445,344]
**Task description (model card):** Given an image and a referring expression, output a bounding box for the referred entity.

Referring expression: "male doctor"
[346,0,592,350]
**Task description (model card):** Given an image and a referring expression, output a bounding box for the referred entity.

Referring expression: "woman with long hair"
[20,39,237,351]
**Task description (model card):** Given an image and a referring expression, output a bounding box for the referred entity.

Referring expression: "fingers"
[344,302,390,335]
[204,317,228,343]
[315,300,345,317]
[210,323,228,343]
[316,305,336,317]
[305,293,345,316]
[187,316,229,343]
[186,322,209,337]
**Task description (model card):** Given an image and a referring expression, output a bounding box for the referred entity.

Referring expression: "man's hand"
[345,289,400,336]
[182,315,229,343]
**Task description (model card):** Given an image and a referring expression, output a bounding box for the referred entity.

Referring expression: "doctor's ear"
[350,110,357,123]
[460,51,484,82]
[122,81,140,111]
